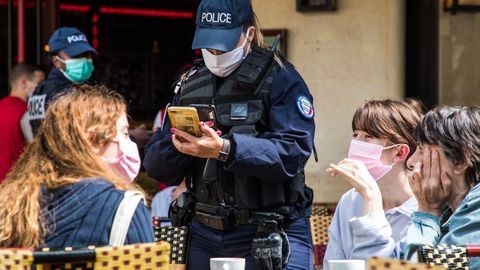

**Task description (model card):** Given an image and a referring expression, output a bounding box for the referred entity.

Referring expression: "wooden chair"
[368,257,443,270]
[416,244,480,269]
[0,242,170,270]
[153,216,189,270]
[309,203,336,268]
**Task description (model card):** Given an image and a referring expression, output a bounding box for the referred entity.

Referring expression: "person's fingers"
[330,163,354,180]
[409,165,421,191]
[172,135,194,155]
[440,171,452,197]
[338,159,355,166]
[411,162,423,189]
[338,158,365,171]
[199,121,218,137]
[431,149,441,182]
[423,147,431,178]
[171,134,183,152]
[171,128,197,143]
[326,167,337,177]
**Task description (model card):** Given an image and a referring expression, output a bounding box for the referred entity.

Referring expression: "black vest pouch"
[234,174,260,209]
[236,46,274,92]
[216,100,263,126]
[260,181,286,208]
[228,125,258,137]
[284,173,305,204]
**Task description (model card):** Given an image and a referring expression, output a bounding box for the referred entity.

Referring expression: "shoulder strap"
[109,190,146,246]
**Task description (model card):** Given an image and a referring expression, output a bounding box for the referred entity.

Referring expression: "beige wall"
[439,5,480,106]
[251,0,405,202]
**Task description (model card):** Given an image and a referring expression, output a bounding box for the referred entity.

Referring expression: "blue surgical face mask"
[56,56,94,83]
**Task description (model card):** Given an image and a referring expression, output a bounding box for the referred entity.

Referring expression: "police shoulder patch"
[296,95,314,120]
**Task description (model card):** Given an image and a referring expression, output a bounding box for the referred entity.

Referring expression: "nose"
[406,151,418,170]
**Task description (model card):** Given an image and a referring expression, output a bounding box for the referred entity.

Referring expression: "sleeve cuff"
[411,211,442,234]
[349,210,390,234]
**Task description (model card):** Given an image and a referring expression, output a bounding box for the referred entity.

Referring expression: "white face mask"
[201,28,252,77]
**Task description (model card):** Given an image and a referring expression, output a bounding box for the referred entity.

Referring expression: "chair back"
[309,203,336,267]
[0,242,170,270]
[368,257,443,270]
[417,244,480,270]
[153,216,189,270]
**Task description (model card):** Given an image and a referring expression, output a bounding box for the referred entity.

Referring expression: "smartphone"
[189,104,216,129]
[167,106,202,137]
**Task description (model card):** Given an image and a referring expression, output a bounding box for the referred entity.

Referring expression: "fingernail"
[208,121,214,127]
[216,130,222,136]
[170,128,176,133]
[200,121,204,126]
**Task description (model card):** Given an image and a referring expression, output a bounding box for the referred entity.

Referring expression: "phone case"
[167,107,202,137]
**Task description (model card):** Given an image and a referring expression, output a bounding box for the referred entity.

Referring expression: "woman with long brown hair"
[0,85,154,248]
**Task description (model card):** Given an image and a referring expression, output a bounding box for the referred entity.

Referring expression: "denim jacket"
[405,183,480,268]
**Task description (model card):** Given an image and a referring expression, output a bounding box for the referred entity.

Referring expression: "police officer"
[28,27,96,136]
[144,0,315,269]
[26,27,153,149]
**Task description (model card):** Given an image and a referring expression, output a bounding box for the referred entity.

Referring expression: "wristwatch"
[217,139,231,162]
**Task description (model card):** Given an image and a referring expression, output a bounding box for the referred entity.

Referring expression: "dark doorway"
[1,0,199,123]
[405,0,439,109]
[60,0,199,122]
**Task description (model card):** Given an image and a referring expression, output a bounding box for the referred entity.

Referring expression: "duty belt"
[194,203,253,231]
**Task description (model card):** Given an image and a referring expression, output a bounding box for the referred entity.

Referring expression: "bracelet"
[217,139,231,162]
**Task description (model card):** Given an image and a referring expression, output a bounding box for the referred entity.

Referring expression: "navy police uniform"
[28,68,71,135]
[28,27,96,135]
[144,60,315,269]
[144,0,316,269]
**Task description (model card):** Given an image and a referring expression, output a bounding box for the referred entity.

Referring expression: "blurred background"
[1,0,479,202]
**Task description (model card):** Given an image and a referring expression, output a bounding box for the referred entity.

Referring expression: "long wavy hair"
[0,84,138,248]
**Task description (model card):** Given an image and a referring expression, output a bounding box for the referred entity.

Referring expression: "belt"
[194,203,253,231]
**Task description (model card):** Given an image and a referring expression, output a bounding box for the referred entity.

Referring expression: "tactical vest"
[176,47,311,217]
[28,80,71,135]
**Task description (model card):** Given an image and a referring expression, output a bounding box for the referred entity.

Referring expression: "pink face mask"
[348,139,398,181]
[104,136,141,182]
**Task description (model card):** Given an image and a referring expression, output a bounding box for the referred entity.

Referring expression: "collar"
[385,196,418,217]
[47,67,69,82]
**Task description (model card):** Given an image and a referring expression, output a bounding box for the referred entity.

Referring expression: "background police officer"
[26,27,153,149]
[144,0,316,269]
[27,27,97,137]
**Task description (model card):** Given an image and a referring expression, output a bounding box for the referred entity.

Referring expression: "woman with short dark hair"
[324,99,423,269]
[405,106,480,269]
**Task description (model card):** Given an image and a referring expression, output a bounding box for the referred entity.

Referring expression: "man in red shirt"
[0,64,42,182]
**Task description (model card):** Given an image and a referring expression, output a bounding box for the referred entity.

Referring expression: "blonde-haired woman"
[0,85,154,248]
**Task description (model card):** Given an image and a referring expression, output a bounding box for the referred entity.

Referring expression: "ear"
[18,77,28,88]
[248,26,255,42]
[51,55,62,70]
[394,144,410,162]
[453,162,469,175]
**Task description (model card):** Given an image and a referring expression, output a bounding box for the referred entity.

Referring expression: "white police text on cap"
[201,12,232,24]
[67,35,87,44]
